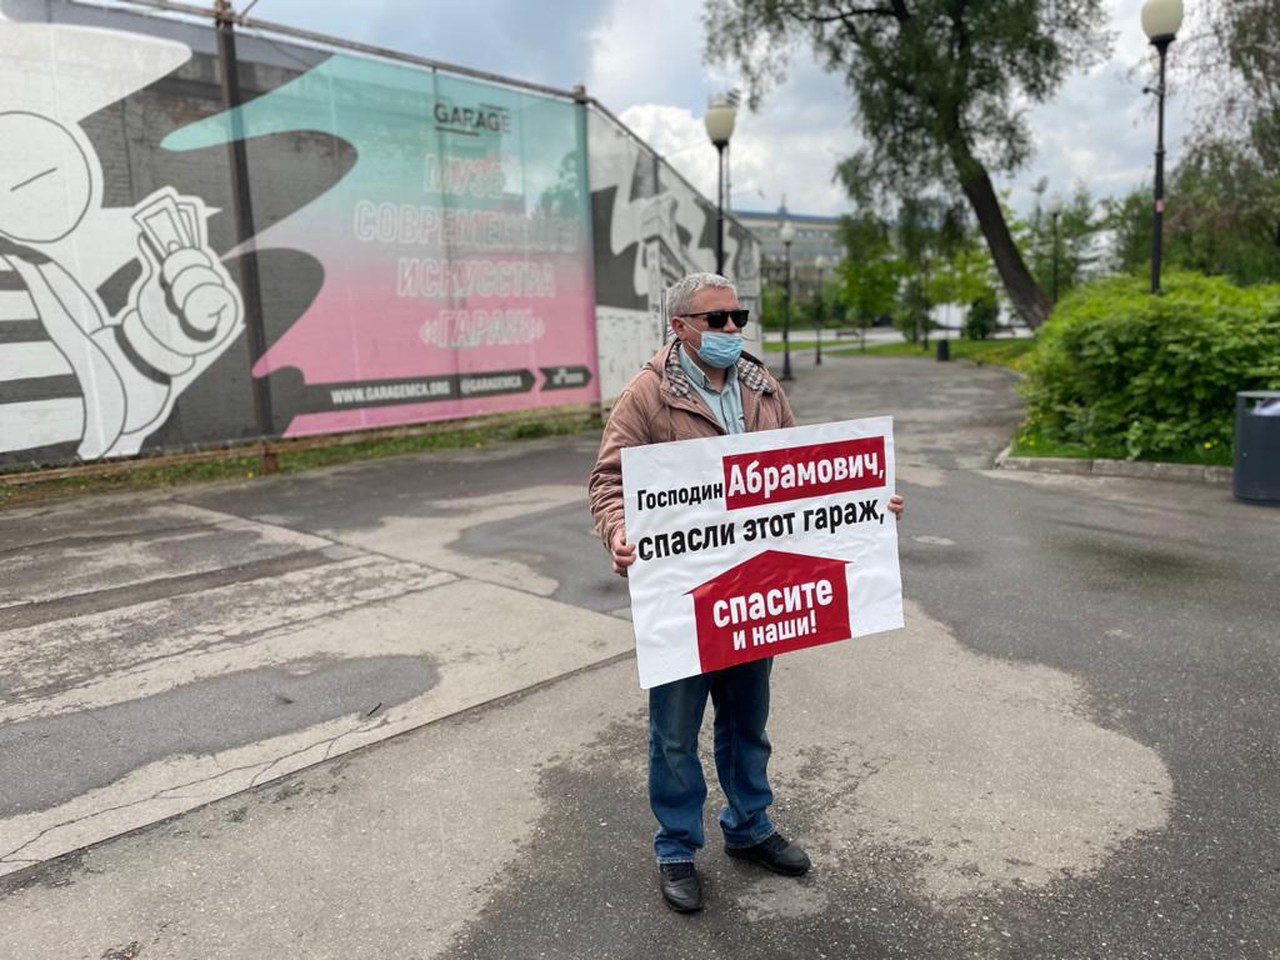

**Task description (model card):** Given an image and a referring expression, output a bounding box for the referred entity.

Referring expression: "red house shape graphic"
[687,550,853,674]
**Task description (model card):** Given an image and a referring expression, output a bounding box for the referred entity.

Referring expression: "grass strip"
[761,335,1038,371]
[1010,420,1232,466]
[0,410,600,509]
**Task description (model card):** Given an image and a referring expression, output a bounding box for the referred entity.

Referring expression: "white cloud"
[584,0,707,112]
[243,0,1195,219]
[583,0,859,218]
[1001,0,1195,215]
[615,65,861,221]
[244,0,608,90]
[585,0,1193,219]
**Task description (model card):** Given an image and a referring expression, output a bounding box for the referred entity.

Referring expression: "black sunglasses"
[677,309,750,329]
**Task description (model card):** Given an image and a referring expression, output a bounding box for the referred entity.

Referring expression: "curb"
[994,446,1233,486]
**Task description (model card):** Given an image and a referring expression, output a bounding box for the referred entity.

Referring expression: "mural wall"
[588,107,760,403]
[0,0,597,470]
[0,1,759,469]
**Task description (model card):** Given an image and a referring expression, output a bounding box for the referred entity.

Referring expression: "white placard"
[621,417,904,689]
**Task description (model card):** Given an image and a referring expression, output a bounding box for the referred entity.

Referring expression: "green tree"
[1157,1,1280,284]
[893,196,983,345]
[1106,145,1280,286]
[896,276,931,344]
[1103,189,1152,277]
[893,196,945,345]
[1186,1,1280,170]
[837,212,899,347]
[1166,141,1280,285]
[964,294,1000,340]
[821,275,849,327]
[1024,184,1105,301]
[760,279,788,332]
[921,204,999,338]
[704,0,1110,329]
[794,284,822,328]
[797,272,846,331]
[927,231,994,312]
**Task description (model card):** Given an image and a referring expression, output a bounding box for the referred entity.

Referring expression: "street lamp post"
[814,254,828,365]
[1141,0,1183,295]
[704,94,737,277]
[779,220,796,382]
[1047,193,1064,304]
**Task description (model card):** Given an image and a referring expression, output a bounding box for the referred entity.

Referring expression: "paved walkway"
[1,354,1276,960]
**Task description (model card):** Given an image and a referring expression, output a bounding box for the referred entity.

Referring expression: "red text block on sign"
[687,550,852,674]
[722,436,886,510]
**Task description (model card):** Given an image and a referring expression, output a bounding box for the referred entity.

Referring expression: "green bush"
[1021,272,1280,462]
[963,295,999,340]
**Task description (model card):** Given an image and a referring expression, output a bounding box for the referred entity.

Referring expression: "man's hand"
[888,494,904,519]
[611,528,637,577]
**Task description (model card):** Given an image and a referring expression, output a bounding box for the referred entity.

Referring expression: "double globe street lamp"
[1141,0,1183,295]
[814,254,829,366]
[779,219,796,382]
[704,94,737,277]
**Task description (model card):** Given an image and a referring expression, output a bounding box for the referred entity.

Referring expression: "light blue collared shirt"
[677,344,746,435]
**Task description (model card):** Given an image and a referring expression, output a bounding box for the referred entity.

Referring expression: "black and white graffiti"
[587,108,760,402]
[0,17,242,466]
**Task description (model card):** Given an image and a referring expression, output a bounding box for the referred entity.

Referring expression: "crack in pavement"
[0,716,378,870]
[0,656,438,818]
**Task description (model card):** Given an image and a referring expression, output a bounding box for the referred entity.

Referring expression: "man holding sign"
[589,273,904,912]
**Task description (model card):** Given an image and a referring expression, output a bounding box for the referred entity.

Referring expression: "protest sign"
[621,417,903,688]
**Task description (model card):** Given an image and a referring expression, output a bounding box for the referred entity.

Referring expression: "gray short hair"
[665,273,736,323]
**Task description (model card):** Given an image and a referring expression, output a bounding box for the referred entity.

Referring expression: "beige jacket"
[588,340,796,552]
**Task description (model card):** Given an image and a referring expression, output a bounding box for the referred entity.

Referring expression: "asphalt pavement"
[0,351,1277,960]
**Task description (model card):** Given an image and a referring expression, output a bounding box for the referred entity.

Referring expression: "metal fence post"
[215,1,278,472]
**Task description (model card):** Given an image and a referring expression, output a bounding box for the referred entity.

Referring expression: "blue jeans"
[648,658,776,863]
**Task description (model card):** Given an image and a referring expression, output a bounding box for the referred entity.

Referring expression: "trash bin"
[936,339,950,362]
[1234,391,1280,504]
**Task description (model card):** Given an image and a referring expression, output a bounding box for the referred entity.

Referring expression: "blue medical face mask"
[695,330,744,368]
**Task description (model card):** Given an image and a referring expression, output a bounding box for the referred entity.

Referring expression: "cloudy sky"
[233,0,1194,220]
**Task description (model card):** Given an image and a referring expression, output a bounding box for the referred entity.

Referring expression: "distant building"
[734,207,845,301]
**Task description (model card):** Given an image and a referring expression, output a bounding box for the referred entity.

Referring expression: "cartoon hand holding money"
[0,110,244,462]
[124,189,241,368]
